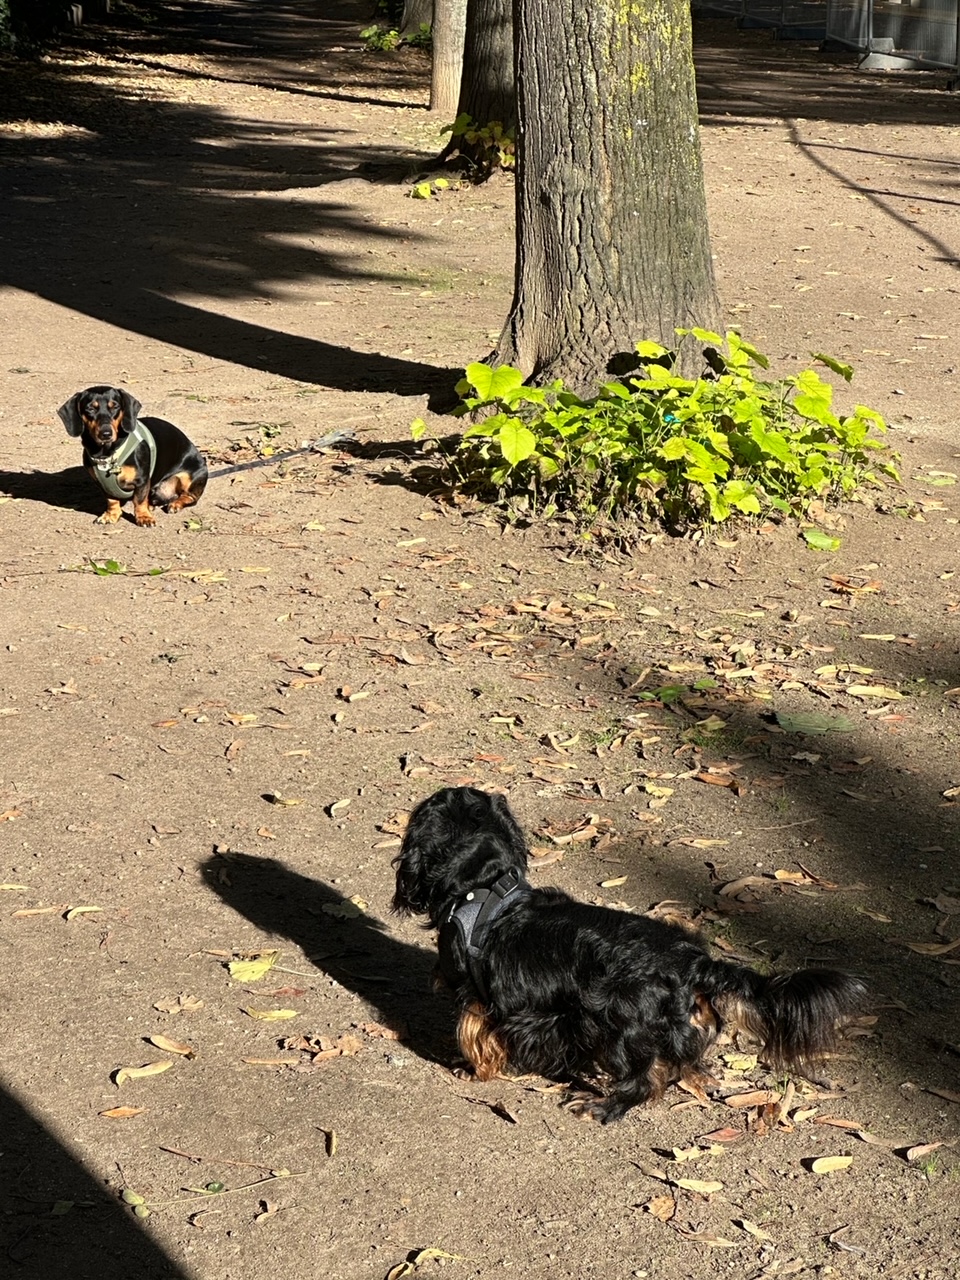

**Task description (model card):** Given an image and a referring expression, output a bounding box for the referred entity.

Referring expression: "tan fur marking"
[167,471,200,512]
[133,496,156,527]
[691,991,719,1033]
[95,498,123,525]
[457,1003,509,1081]
[646,1057,674,1103]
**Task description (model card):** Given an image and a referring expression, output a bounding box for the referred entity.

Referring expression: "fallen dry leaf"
[99,1106,147,1119]
[725,1089,781,1108]
[241,1007,299,1021]
[905,1142,943,1163]
[808,1155,853,1174]
[114,1061,173,1087]
[675,1228,736,1247]
[737,1219,773,1241]
[846,684,904,700]
[674,1177,723,1196]
[64,905,103,920]
[643,1194,676,1222]
[903,938,960,956]
[698,1127,743,1144]
[147,1034,197,1059]
[227,951,280,982]
[925,1086,960,1105]
[358,1020,405,1041]
[153,993,204,1015]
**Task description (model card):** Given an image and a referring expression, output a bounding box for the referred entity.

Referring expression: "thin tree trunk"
[496,0,718,392]
[457,0,514,132]
[399,0,433,39]
[430,0,467,117]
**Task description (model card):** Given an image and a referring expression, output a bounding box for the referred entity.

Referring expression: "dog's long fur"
[393,786,866,1123]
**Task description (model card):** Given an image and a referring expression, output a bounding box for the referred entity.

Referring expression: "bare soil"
[1,3,959,1278]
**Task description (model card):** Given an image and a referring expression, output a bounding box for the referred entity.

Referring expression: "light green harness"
[90,420,158,502]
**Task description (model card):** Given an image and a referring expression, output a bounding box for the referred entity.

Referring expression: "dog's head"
[58,386,142,450]
[392,786,529,924]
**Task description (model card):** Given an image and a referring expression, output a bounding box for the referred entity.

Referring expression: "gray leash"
[206,428,356,480]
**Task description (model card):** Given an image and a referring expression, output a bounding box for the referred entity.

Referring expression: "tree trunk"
[496,0,718,393]
[399,0,433,39]
[430,0,467,118]
[457,0,515,132]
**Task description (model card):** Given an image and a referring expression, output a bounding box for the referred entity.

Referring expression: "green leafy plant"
[360,21,431,51]
[412,330,899,536]
[440,113,516,177]
[360,23,402,50]
[405,21,432,48]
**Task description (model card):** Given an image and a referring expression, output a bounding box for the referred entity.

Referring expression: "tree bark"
[399,0,433,39]
[430,0,467,117]
[457,0,515,132]
[496,0,718,393]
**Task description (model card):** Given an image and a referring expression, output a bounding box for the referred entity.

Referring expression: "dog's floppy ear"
[57,394,84,437]
[391,844,426,916]
[117,388,143,431]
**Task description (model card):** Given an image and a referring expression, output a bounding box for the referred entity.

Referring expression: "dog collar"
[89,420,157,500]
[438,867,530,1005]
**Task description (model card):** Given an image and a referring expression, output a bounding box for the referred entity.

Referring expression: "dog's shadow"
[201,851,453,1063]
[0,465,102,515]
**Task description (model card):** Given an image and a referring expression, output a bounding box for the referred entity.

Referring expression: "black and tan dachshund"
[58,385,207,526]
[393,786,866,1123]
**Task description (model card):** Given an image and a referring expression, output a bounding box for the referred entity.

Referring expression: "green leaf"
[750,422,794,466]
[498,421,538,467]
[676,326,723,345]
[658,437,688,462]
[723,480,762,514]
[636,339,668,358]
[811,352,854,382]
[411,182,433,200]
[410,417,427,441]
[465,362,524,402]
[802,528,841,551]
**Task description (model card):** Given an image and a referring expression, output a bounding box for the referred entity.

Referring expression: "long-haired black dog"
[392,786,865,1122]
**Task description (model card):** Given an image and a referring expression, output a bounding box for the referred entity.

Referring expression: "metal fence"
[825,0,959,71]
[693,0,829,39]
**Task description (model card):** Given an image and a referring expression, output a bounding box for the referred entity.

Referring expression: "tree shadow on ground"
[1,0,459,405]
[562,627,960,1057]
[693,16,958,130]
[0,1084,185,1278]
[105,0,430,109]
[200,851,455,1066]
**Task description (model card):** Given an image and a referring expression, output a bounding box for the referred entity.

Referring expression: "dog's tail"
[694,958,866,1072]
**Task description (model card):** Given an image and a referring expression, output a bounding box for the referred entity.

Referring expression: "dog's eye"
[108,402,117,411]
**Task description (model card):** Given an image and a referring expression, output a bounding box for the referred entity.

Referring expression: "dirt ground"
[1,2,959,1277]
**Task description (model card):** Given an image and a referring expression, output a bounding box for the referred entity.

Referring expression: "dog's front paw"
[563,1090,607,1122]
[134,508,157,527]
[95,507,122,525]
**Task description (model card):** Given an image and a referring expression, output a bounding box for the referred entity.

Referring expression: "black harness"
[437,868,531,1005]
